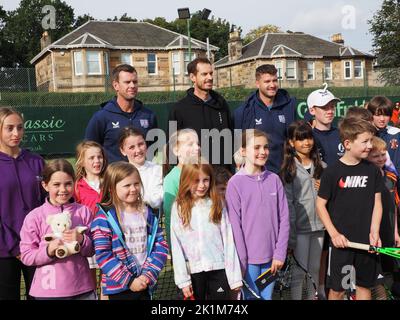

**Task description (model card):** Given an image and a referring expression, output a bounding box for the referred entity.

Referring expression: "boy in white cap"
[307,84,343,300]
[308,84,343,166]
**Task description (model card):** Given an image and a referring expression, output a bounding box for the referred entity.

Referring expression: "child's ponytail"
[280,140,298,184]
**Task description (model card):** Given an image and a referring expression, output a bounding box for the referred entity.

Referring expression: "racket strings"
[378,248,400,259]
[273,255,318,300]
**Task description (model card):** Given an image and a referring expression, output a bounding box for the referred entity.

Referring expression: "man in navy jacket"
[85,65,157,163]
[234,64,296,173]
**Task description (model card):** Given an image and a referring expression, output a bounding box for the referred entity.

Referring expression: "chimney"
[40,31,52,50]
[331,33,344,45]
[228,25,242,61]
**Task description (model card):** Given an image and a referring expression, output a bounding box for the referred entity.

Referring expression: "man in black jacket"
[169,57,232,167]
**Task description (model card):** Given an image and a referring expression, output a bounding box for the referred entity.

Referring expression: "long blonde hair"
[0,107,24,145]
[100,162,144,222]
[75,140,108,182]
[175,163,222,228]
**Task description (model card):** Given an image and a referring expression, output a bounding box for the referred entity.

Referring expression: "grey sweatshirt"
[284,159,325,248]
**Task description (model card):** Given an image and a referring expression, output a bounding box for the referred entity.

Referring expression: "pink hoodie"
[20,199,95,298]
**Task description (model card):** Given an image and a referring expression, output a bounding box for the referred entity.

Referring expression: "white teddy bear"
[44,211,88,259]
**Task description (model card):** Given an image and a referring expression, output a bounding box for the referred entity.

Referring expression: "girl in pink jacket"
[75,141,107,216]
[20,159,96,300]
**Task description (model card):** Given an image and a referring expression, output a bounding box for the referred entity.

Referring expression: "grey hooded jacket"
[284,159,326,248]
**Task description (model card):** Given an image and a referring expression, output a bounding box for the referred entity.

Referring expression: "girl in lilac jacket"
[226,129,290,300]
[20,159,96,300]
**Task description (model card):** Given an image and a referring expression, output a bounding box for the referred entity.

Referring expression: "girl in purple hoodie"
[20,159,96,300]
[0,107,45,300]
[226,129,290,300]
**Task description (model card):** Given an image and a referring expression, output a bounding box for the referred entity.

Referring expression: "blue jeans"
[243,262,275,300]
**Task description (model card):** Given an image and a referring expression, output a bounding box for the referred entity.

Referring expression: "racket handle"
[347,241,371,251]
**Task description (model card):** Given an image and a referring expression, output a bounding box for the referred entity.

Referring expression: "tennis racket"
[347,241,400,300]
[347,241,400,259]
[274,254,318,300]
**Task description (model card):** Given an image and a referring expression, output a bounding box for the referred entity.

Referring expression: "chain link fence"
[0,68,37,93]
[2,68,400,108]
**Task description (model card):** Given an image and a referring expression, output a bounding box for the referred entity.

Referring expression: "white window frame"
[184,52,196,75]
[286,60,297,80]
[86,51,102,75]
[147,53,157,75]
[73,51,83,76]
[172,52,180,75]
[324,61,332,80]
[354,60,363,79]
[344,60,352,79]
[121,52,132,66]
[275,60,283,79]
[306,61,315,80]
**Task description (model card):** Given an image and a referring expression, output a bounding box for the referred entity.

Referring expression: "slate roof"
[215,32,374,68]
[31,20,219,64]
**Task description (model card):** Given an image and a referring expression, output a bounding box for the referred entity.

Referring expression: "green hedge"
[1,86,399,107]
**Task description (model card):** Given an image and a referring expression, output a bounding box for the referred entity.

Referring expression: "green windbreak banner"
[18,105,98,154]
[14,96,398,155]
[15,103,174,155]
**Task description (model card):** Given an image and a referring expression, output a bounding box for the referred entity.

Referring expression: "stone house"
[30,20,218,92]
[214,30,380,89]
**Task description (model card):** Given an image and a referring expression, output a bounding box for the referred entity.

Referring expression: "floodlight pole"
[178,8,210,63]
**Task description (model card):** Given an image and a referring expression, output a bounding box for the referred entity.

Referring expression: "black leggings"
[0,257,36,300]
[190,269,231,300]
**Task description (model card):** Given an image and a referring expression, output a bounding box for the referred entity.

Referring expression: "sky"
[2,0,383,53]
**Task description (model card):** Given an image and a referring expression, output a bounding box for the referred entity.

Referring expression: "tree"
[149,12,233,61]
[107,13,137,22]
[0,5,16,67]
[243,24,281,45]
[369,0,400,85]
[74,13,94,28]
[4,0,74,67]
[143,17,176,31]
[119,13,137,22]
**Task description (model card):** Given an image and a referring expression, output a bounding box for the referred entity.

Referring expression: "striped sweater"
[90,206,168,295]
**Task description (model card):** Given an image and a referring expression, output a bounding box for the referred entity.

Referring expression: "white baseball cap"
[307,84,341,111]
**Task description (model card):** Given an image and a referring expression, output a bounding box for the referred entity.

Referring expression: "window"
[86,51,101,75]
[354,60,363,79]
[275,60,283,79]
[147,53,157,75]
[73,51,83,76]
[172,52,180,75]
[344,60,352,79]
[184,52,196,75]
[324,61,332,80]
[286,60,297,80]
[121,53,132,65]
[307,61,315,80]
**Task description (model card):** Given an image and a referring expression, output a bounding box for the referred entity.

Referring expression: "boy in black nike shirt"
[316,118,384,300]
